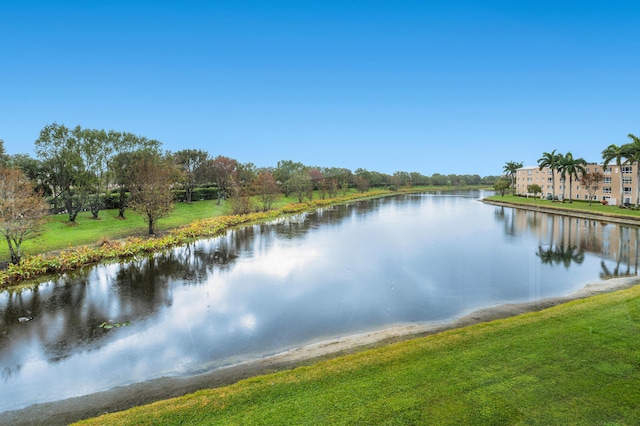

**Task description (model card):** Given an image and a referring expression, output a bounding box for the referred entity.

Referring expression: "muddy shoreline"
[2,276,638,426]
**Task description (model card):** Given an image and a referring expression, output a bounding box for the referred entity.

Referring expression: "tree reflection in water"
[494,206,639,275]
[536,245,585,268]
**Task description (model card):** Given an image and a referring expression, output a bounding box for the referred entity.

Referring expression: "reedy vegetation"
[0,190,394,287]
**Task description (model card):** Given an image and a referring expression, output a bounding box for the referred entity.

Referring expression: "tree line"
[0,123,499,264]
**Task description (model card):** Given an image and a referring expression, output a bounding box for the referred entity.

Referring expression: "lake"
[1,190,637,412]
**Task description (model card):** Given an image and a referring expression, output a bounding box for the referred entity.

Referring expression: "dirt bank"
[1,276,638,426]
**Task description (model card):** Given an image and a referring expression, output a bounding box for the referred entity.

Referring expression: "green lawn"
[76,284,640,425]
[0,200,228,261]
[487,194,640,218]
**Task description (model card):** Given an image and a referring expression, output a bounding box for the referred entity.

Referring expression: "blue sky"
[1,1,639,177]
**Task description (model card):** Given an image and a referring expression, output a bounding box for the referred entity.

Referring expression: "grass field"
[76,284,640,425]
[0,193,329,262]
[486,194,640,218]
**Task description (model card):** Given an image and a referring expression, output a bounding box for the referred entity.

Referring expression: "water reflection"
[1,192,638,411]
[493,207,639,277]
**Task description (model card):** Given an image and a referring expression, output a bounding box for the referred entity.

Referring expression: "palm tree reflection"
[536,245,585,268]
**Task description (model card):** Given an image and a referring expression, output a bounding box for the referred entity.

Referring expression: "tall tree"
[289,169,312,202]
[76,127,109,219]
[502,161,523,194]
[537,150,561,201]
[8,154,51,196]
[0,167,49,264]
[35,123,90,222]
[622,133,640,207]
[323,167,352,195]
[254,170,279,211]
[173,149,209,203]
[581,171,604,205]
[273,160,305,197]
[602,143,627,208]
[558,152,586,202]
[0,139,8,167]
[127,152,175,235]
[209,156,238,205]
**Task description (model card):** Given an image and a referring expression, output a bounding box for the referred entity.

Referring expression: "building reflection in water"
[494,206,639,279]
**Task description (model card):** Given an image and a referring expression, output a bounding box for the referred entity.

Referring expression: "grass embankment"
[77,285,640,425]
[485,194,640,219]
[1,186,482,287]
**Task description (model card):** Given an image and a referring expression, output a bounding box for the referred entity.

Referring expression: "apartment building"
[515,163,639,206]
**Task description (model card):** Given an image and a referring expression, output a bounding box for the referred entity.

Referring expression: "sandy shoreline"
[2,276,638,426]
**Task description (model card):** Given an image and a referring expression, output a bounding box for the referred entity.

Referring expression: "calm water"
[1,191,638,411]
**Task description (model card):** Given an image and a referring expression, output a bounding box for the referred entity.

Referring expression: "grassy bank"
[1,186,467,261]
[0,186,486,286]
[76,284,640,425]
[485,194,640,219]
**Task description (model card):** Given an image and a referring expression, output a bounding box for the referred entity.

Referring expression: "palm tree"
[502,161,523,194]
[558,152,587,203]
[555,152,568,200]
[602,143,627,207]
[537,150,561,200]
[622,134,640,207]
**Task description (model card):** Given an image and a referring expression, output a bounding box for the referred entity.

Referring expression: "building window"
[624,187,633,194]
[622,166,633,174]
[603,177,612,184]
[548,185,553,189]
[603,187,612,194]
[623,176,632,184]
[604,167,612,174]
[527,170,532,175]
[576,194,580,199]
[548,177,553,183]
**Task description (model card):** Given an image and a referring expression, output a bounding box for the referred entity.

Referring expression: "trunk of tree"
[6,236,20,264]
[65,197,79,222]
[148,217,155,235]
[636,167,640,208]
[186,188,192,204]
[118,187,127,218]
[568,178,573,203]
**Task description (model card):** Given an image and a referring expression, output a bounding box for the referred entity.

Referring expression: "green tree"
[173,149,209,203]
[537,150,561,201]
[254,170,279,211]
[0,167,49,264]
[558,152,586,202]
[0,139,8,167]
[322,167,352,195]
[502,161,523,194]
[581,171,604,205]
[209,156,238,205]
[8,154,51,196]
[127,152,175,235]
[494,179,511,196]
[289,169,312,202]
[274,160,305,197]
[35,123,90,222]
[527,184,542,198]
[602,143,627,208]
[622,134,640,207]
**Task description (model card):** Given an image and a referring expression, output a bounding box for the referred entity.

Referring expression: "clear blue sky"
[1,1,639,177]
